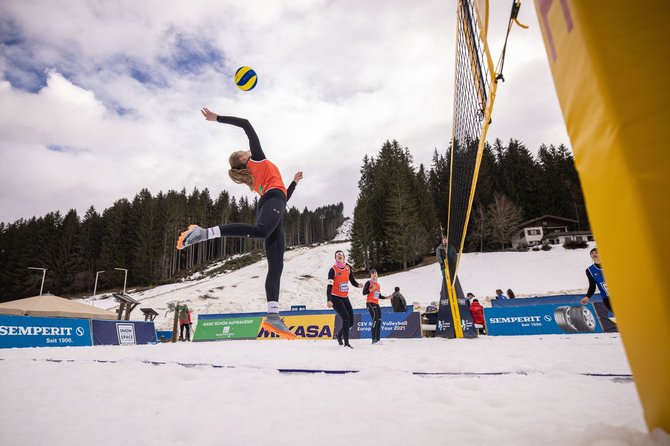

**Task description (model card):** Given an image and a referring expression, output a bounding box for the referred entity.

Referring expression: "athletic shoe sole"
[176,224,198,250]
[262,319,297,340]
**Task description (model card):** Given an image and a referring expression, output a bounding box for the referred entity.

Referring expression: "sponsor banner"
[91,320,157,345]
[193,309,413,341]
[485,304,604,336]
[193,317,262,341]
[0,314,92,349]
[258,314,335,340]
[489,294,616,333]
[335,311,421,340]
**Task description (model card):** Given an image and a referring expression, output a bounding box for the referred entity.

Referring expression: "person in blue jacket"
[580,248,613,313]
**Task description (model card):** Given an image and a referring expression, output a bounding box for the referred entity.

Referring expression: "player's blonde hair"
[228,150,254,190]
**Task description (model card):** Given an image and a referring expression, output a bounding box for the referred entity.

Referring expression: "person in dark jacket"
[363,269,391,344]
[506,289,516,299]
[178,306,192,341]
[390,287,407,312]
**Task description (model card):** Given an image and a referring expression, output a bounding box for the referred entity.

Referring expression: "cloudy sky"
[0,0,569,224]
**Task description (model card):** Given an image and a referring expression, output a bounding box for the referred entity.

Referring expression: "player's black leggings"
[216,189,286,302]
[332,296,354,344]
[365,302,382,341]
[366,302,382,342]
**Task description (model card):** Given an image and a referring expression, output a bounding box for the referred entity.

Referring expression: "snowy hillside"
[331,217,352,241]
[87,238,596,331]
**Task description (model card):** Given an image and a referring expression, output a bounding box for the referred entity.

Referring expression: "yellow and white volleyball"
[235,66,258,91]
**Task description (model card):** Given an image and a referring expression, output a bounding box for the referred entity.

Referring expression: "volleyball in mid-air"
[235,66,258,91]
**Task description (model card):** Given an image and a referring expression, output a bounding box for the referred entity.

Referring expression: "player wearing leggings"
[177,107,300,339]
[327,250,362,348]
[363,269,390,344]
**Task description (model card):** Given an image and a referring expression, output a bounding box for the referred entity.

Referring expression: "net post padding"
[534,0,670,432]
[443,260,464,338]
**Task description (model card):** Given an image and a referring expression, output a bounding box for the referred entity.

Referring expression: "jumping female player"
[326,250,362,348]
[177,107,298,339]
[362,269,390,344]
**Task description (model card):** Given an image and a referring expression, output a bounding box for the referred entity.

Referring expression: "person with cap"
[363,269,391,344]
[327,250,362,348]
[176,107,303,340]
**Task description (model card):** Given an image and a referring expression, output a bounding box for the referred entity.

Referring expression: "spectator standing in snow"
[495,289,507,300]
[390,287,407,312]
[506,289,516,299]
[469,299,486,334]
[179,306,192,341]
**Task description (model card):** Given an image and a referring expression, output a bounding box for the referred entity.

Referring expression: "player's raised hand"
[201,107,218,121]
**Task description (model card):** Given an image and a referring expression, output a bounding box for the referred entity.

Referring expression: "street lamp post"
[27,267,47,296]
[320,214,325,239]
[114,268,128,295]
[93,270,105,299]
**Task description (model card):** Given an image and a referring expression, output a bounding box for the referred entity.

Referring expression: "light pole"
[93,270,105,299]
[114,268,128,295]
[27,267,47,296]
[320,214,325,239]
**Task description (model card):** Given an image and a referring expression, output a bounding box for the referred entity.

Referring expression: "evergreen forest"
[0,188,344,302]
[350,138,588,272]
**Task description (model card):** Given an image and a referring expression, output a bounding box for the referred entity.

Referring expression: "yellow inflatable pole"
[534,0,670,432]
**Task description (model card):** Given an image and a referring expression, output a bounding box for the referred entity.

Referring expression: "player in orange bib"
[176,107,300,340]
[326,250,362,348]
[362,269,391,344]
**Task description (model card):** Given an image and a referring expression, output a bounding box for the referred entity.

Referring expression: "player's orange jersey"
[366,281,381,304]
[247,159,287,197]
[331,264,351,298]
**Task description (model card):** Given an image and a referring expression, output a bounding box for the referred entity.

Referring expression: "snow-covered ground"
[2,240,669,445]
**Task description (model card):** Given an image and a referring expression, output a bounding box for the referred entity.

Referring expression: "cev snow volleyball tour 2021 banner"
[193,307,421,342]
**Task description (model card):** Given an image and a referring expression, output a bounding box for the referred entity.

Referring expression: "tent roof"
[0,294,117,320]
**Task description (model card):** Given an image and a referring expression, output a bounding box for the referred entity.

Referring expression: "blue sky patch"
[160,31,225,75]
[47,144,88,154]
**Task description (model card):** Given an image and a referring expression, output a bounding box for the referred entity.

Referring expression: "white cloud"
[0,0,569,223]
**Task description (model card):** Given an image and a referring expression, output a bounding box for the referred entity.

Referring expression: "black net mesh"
[446,0,492,283]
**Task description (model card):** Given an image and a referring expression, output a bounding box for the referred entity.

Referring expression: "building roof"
[543,230,593,239]
[517,215,578,229]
